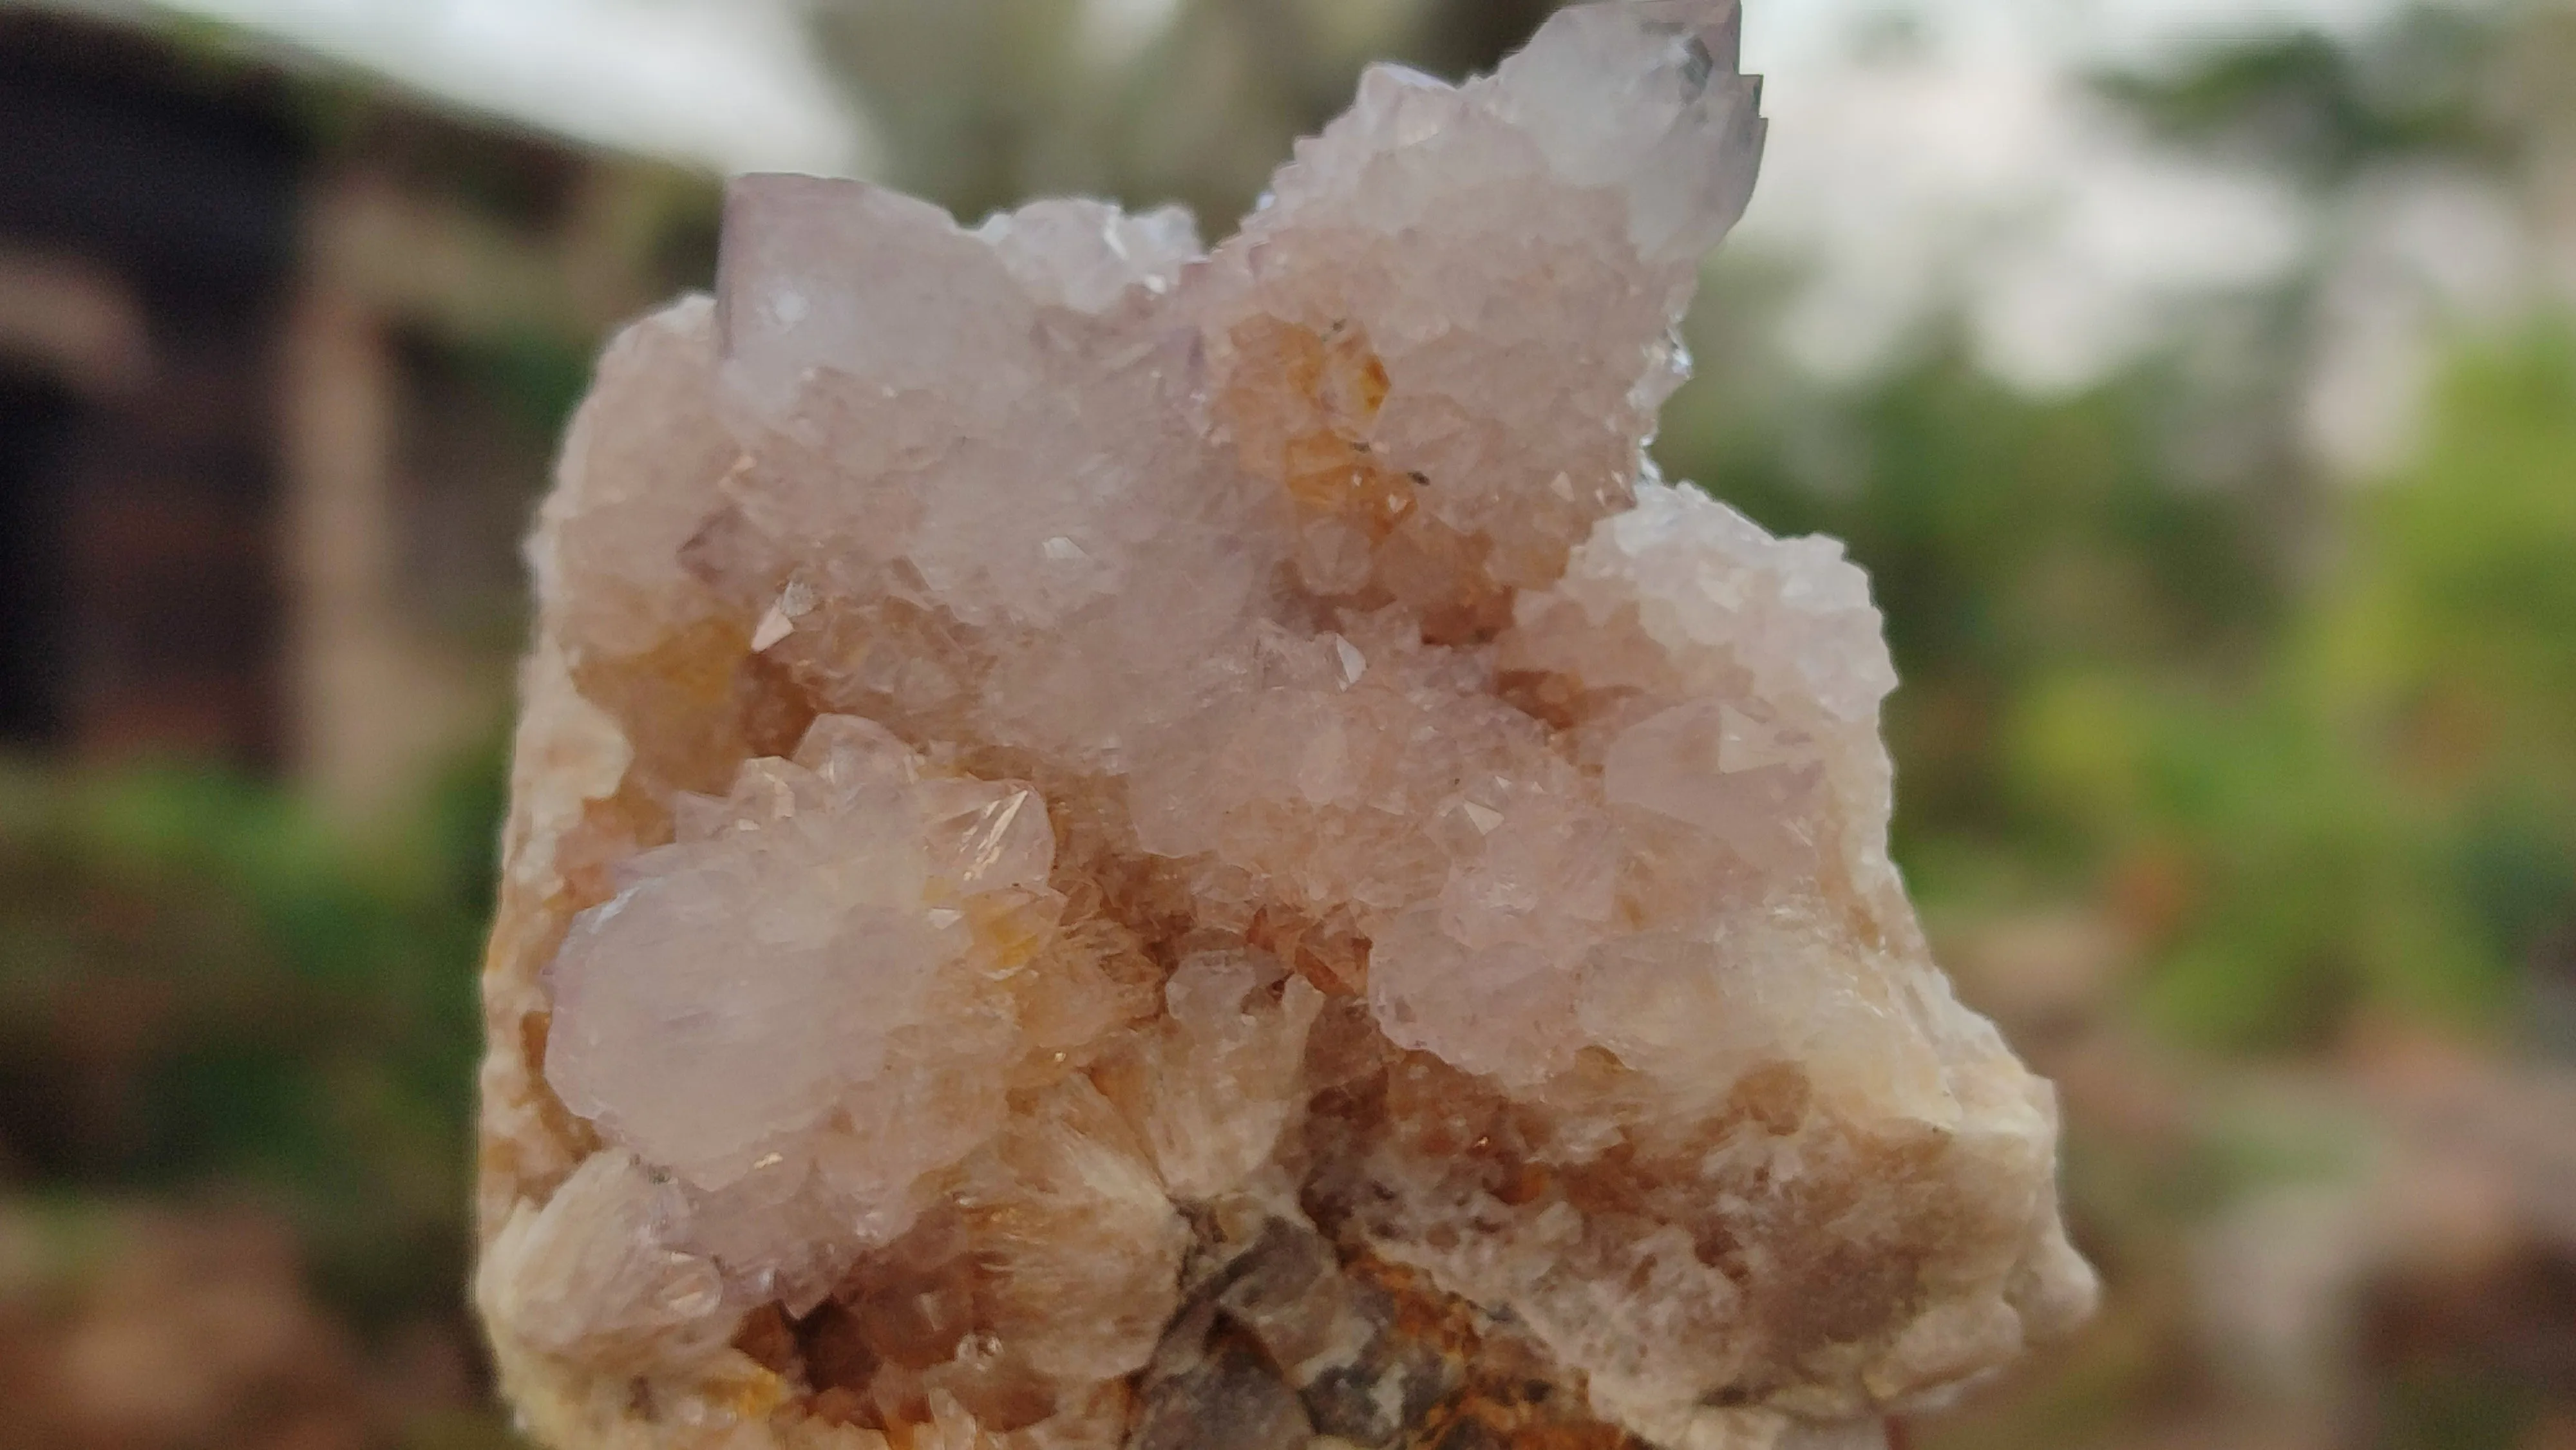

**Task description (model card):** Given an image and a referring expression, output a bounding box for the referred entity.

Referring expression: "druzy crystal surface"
[473,6,2096,1449]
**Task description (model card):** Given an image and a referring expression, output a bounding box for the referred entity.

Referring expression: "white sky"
[36,0,874,177]
[1732,0,2412,390]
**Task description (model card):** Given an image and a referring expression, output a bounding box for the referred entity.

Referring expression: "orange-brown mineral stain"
[1246,903,1373,996]
[1222,316,1420,539]
[1338,1253,1654,1450]
[964,891,1057,975]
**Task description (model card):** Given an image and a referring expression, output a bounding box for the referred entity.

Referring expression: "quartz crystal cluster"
[473,5,2096,1449]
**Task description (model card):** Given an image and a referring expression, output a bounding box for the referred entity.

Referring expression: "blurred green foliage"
[2006,318,2576,1048]
[1668,0,2576,1062]
[1671,311,2576,1053]
[2096,5,2508,184]
[0,740,502,1329]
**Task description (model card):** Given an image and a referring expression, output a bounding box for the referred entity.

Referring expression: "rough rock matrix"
[473,6,2097,1449]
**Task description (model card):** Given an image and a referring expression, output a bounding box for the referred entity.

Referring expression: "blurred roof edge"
[7,0,878,179]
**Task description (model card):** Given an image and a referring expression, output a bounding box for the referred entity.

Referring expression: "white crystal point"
[715,176,1034,424]
[478,9,2090,1449]
[1195,0,1768,611]
[526,297,735,663]
[974,197,1200,312]
[542,720,1065,1302]
[1486,0,1768,261]
[477,1149,731,1376]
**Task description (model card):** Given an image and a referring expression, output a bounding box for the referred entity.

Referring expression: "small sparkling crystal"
[474,6,2094,1448]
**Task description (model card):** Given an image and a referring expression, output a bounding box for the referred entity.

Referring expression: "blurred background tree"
[808,0,1569,229]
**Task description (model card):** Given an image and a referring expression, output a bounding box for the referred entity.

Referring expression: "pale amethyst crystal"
[474,6,2096,1449]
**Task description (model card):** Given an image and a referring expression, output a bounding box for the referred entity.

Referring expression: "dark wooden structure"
[0,11,714,814]
[0,14,305,766]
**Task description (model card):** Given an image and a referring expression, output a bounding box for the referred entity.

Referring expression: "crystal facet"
[475,6,2094,1448]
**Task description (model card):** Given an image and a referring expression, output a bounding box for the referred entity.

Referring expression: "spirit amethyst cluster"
[473,6,2094,1449]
